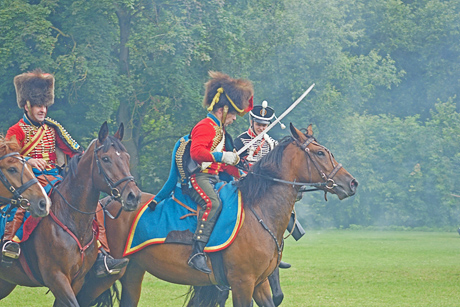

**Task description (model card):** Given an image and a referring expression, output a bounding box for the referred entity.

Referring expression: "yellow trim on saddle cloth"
[204,190,245,252]
[122,192,245,256]
[123,197,166,256]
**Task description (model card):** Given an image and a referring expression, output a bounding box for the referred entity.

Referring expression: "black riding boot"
[279,261,291,269]
[94,248,130,278]
[188,240,211,274]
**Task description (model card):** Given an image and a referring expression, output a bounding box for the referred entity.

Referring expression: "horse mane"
[0,134,21,158]
[237,131,315,207]
[63,135,126,179]
[237,136,292,207]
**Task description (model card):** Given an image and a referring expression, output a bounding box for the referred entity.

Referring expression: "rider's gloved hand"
[221,151,240,166]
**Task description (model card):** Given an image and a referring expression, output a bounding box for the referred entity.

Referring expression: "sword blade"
[237,83,315,156]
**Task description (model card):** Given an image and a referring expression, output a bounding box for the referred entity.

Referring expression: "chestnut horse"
[0,122,141,306]
[77,123,358,307]
[0,135,50,221]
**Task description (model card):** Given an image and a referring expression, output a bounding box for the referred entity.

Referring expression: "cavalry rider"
[234,102,278,167]
[186,71,253,273]
[2,69,128,277]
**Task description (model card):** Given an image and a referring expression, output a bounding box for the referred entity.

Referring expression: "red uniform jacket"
[190,113,240,178]
[6,115,81,169]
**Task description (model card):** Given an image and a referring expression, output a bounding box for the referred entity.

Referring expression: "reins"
[0,152,39,215]
[243,136,342,193]
[50,140,135,216]
[246,134,342,269]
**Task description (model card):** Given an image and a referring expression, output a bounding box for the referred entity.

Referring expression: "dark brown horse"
[78,123,358,307]
[0,135,50,219]
[0,122,141,306]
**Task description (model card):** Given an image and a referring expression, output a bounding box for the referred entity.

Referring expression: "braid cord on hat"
[207,87,224,112]
[207,87,246,116]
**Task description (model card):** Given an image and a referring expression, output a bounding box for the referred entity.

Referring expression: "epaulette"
[44,117,81,153]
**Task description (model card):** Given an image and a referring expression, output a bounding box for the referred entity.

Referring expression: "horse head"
[90,122,141,211]
[288,123,358,200]
[0,136,50,217]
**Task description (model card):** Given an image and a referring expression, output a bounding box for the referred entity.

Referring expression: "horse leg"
[46,273,79,307]
[0,279,17,300]
[253,279,275,307]
[76,271,122,307]
[230,280,255,307]
[268,267,284,306]
[119,261,146,307]
[218,289,230,307]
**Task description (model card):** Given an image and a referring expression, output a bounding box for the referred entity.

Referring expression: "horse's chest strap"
[249,207,284,264]
[49,211,97,279]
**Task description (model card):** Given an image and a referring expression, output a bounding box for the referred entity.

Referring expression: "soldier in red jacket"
[187,71,253,273]
[2,69,128,276]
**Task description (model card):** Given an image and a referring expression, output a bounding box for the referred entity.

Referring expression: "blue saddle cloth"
[123,182,244,256]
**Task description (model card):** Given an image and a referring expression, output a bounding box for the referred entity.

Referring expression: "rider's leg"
[93,203,129,277]
[2,207,26,261]
[187,173,222,274]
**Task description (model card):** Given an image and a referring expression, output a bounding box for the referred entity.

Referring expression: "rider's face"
[25,105,47,123]
[224,112,237,127]
[253,121,269,135]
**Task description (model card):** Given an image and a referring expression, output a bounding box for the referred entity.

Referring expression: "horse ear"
[290,123,303,141]
[307,124,314,136]
[98,121,109,143]
[114,123,124,141]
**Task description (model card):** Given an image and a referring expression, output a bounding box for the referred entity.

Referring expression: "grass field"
[2,230,460,306]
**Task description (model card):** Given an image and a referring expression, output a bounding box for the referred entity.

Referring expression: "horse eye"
[7,167,18,174]
[102,157,110,163]
[317,151,325,156]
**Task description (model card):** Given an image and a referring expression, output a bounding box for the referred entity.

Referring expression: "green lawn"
[2,231,460,306]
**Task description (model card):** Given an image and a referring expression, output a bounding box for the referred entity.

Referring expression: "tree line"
[1,0,460,228]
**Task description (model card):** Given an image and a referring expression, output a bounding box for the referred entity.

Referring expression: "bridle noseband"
[93,142,136,219]
[0,152,39,213]
[293,136,342,192]
[52,140,136,217]
[94,144,135,201]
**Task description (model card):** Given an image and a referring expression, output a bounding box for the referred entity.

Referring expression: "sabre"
[237,83,315,156]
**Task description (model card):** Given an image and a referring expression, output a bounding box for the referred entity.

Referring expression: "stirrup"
[95,254,129,278]
[2,241,20,259]
[188,252,211,274]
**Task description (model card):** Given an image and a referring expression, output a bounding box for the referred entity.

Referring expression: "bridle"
[246,135,342,192]
[292,135,342,192]
[93,142,135,219]
[52,140,135,217]
[246,134,343,267]
[0,152,39,213]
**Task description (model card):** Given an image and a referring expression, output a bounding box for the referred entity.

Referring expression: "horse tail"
[185,285,222,307]
[90,282,121,307]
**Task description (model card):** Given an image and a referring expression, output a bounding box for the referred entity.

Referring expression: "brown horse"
[0,135,50,219]
[0,122,141,306]
[77,123,358,307]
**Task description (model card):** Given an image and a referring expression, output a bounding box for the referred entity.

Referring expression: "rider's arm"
[5,124,25,147]
[189,121,219,163]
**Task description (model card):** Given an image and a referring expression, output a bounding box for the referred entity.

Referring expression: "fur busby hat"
[203,71,254,116]
[14,69,55,109]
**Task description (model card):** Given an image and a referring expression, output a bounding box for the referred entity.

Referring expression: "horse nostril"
[350,179,359,191]
[39,199,47,210]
